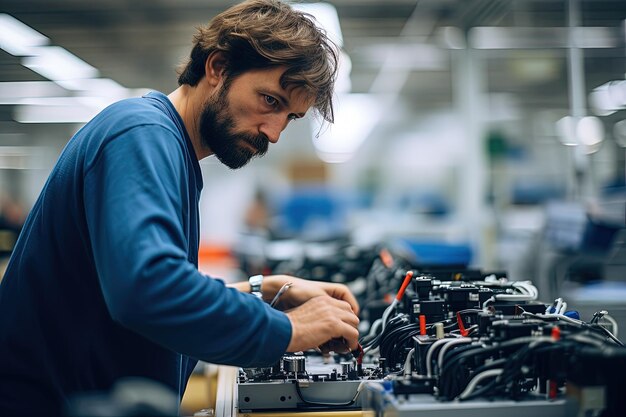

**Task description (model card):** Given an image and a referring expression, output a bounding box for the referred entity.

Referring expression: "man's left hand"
[262,275,359,315]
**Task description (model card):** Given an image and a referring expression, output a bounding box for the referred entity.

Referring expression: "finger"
[326,284,360,315]
[334,307,360,329]
[319,338,350,354]
[327,325,359,353]
[326,296,357,312]
[316,296,360,328]
[340,324,360,351]
[318,342,332,354]
[326,321,359,349]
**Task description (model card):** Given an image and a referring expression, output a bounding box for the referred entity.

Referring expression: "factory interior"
[1,0,626,416]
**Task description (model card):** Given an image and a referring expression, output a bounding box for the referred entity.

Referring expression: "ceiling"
[1,0,625,133]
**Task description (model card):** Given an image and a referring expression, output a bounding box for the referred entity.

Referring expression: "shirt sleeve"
[83,124,291,367]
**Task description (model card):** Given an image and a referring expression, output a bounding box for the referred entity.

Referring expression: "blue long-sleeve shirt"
[0,91,291,416]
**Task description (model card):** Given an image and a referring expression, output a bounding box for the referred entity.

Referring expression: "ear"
[205,51,227,87]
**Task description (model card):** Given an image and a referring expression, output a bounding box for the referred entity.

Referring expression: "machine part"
[238,354,382,412]
[282,355,306,374]
[362,388,576,417]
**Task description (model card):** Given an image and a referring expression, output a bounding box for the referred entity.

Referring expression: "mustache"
[243,133,269,155]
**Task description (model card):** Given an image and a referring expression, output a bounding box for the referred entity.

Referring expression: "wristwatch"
[248,275,264,299]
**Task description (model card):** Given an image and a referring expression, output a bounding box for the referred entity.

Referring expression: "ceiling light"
[436,27,465,50]
[556,116,578,146]
[0,81,67,103]
[613,120,626,148]
[555,116,605,149]
[0,14,49,56]
[292,2,350,95]
[590,80,626,116]
[15,103,102,124]
[576,116,604,147]
[56,78,127,96]
[312,93,380,163]
[291,2,343,47]
[470,27,618,49]
[0,146,50,170]
[22,46,99,82]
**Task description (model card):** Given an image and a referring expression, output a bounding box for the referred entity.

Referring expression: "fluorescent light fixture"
[12,97,90,106]
[22,46,99,81]
[15,103,102,123]
[291,2,343,47]
[470,27,619,49]
[436,27,466,50]
[335,50,352,94]
[556,116,578,146]
[362,43,447,71]
[613,120,626,148]
[0,81,67,103]
[0,15,139,124]
[8,96,115,108]
[576,116,604,147]
[0,146,49,170]
[590,80,626,116]
[555,116,605,149]
[0,14,49,56]
[589,87,617,116]
[56,78,128,97]
[312,93,380,163]
[292,3,352,95]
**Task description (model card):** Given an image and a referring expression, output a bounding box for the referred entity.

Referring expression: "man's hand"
[285,295,359,353]
[228,274,361,352]
[262,275,359,315]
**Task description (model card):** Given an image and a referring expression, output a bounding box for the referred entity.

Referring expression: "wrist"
[259,275,288,301]
[248,274,264,299]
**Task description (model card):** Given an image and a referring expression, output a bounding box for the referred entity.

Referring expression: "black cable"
[361,313,409,350]
[458,378,499,401]
[522,312,624,346]
[438,344,488,399]
[590,323,624,346]
[456,357,508,396]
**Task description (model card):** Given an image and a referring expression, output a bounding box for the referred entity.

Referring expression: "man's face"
[199,66,313,169]
[199,81,269,169]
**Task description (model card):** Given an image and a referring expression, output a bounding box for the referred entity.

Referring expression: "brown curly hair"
[177,0,338,123]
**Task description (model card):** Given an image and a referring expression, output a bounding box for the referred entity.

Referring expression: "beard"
[199,83,269,169]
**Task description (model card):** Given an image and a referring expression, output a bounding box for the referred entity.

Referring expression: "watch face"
[249,275,263,287]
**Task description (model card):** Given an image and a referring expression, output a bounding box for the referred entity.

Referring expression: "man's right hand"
[285,295,359,353]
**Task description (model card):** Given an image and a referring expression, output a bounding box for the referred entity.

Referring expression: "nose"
[259,114,289,144]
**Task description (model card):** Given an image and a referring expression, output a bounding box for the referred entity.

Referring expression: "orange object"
[457,311,468,337]
[396,271,414,302]
[549,380,558,399]
[419,314,427,335]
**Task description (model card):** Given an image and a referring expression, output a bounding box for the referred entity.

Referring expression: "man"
[0,0,360,415]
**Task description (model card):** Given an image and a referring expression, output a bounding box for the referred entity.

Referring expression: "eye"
[263,95,278,106]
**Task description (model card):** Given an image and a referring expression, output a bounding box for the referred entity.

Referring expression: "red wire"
[419,314,427,336]
[457,311,468,337]
[357,344,364,365]
[395,271,414,302]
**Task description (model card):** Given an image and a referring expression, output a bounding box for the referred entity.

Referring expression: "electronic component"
[236,254,626,417]
[237,353,383,412]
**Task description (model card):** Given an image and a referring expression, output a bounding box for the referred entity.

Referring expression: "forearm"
[227,275,291,303]
[103,261,291,366]
[229,275,359,314]
[227,281,251,292]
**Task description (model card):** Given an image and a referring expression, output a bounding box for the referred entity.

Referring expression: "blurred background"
[1,0,625,314]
